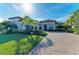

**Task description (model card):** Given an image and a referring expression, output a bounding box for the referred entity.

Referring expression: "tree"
[21,15,39,43]
[0,20,18,34]
[0,23,4,33]
[0,21,9,33]
[64,9,79,33]
[21,15,38,31]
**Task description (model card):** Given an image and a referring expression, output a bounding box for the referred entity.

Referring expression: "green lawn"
[0,33,26,43]
[0,33,43,55]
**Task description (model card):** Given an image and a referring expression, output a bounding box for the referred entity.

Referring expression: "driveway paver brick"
[29,32,79,55]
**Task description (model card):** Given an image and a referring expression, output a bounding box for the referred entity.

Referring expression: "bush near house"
[72,26,79,34]
[64,26,74,33]
[32,30,47,36]
[66,28,74,33]
[6,30,48,36]
[19,35,43,54]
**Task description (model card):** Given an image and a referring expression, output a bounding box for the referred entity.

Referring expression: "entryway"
[43,24,47,31]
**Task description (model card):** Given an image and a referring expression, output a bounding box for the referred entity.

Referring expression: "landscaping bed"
[0,33,43,55]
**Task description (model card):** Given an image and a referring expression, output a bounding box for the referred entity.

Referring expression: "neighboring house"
[38,19,64,31]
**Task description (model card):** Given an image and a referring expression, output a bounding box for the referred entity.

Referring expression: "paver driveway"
[29,32,79,55]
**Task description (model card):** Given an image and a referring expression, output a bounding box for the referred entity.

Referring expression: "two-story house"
[8,16,32,31]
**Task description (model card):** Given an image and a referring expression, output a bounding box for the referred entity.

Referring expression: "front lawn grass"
[0,33,43,55]
[0,33,26,43]
[0,41,17,55]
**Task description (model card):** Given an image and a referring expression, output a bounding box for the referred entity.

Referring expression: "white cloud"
[10,4,33,15]
[11,4,21,12]
[0,18,9,23]
[0,18,5,22]
[10,4,21,13]
[34,18,45,21]
[56,15,71,22]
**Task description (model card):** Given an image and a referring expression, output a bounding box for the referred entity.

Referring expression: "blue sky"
[0,3,79,22]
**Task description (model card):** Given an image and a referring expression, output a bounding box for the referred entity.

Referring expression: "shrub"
[18,35,43,54]
[6,30,47,36]
[32,30,47,36]
[65,27,74,33]
[5,30,13,34]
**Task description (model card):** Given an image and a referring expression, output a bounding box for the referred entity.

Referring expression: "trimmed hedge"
[32,30,47,36]
[6,30,47,36]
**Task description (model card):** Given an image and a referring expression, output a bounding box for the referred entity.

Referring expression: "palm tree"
[21,15,38,31]
[64,9,79,33]
[21,15,39,42]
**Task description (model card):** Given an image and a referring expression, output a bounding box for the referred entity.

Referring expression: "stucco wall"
[9,18,26,30]
[38,22,56,31]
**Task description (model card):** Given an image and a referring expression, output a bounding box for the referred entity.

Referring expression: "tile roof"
[8,16,22,20]
[39,19,56,23]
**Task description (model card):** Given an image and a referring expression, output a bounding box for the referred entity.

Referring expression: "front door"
[43,24,47,31]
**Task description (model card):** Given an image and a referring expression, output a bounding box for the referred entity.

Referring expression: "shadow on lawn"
[0,33,27,55]
[0,33,26,44]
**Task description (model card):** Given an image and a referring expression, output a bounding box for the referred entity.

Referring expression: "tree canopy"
[21,16,38,27]
[64,9,79,33]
